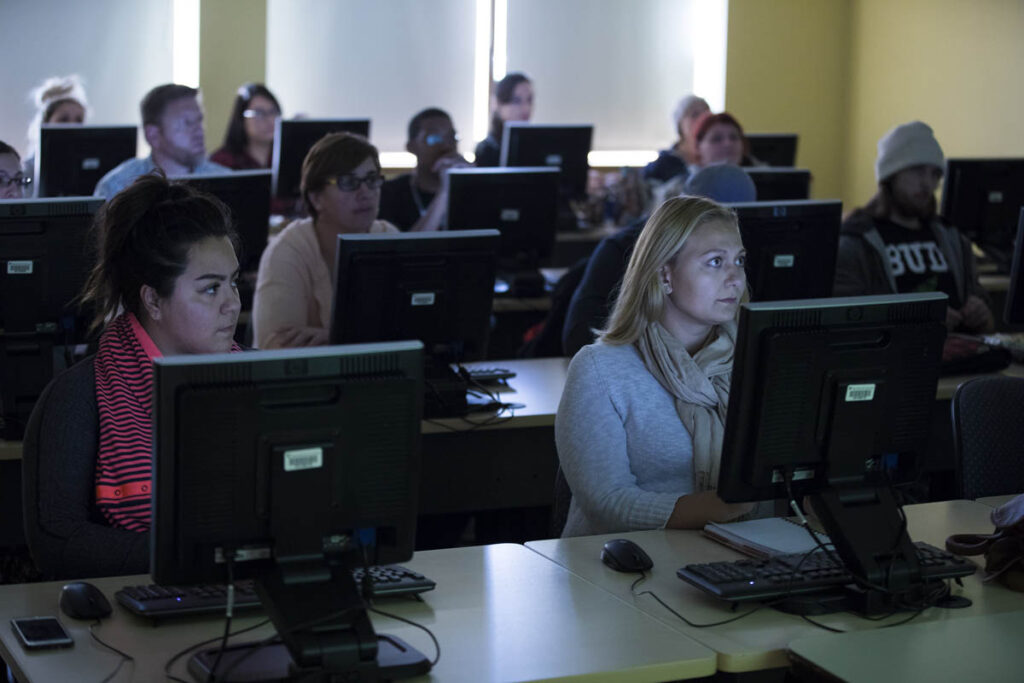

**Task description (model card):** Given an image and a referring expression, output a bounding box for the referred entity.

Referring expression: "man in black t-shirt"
[835,121,993,333]
[378,108,469,232]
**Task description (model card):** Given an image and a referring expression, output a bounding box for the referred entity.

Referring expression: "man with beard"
[835,121,993,333]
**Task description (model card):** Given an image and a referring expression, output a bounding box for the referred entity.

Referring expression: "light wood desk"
[976,494,1019,509]
[417,358,569,516]
[0,544,716,683]
[0,440,20,462]
[934,362,1024,401]
[788,610,1024,683]
[526,501,1024,674]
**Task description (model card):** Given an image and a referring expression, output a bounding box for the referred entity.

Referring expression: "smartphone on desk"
[10,617,74,650]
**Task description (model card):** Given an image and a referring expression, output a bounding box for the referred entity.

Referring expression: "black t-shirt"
[875,218,960,307]
[378,174,435,232]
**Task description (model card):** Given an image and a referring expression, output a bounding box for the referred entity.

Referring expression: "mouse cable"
[367,606,442,667]
[89,620,134,683]
[162,618,272,683]
[629,572,769,628]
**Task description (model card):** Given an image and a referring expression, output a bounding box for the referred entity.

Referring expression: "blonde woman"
[555,196,754,536]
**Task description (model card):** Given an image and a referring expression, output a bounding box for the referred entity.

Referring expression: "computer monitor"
[746,133,799,167]
[745,168,811,201]
[330,230,499,417]
[941,158,1024,267]
[152,341,430,679]
[272,118,372,200]
[1003,207,1024,325]
[500,123,592,199]
[0,197,102,439]
[727,199,842,301]
[446,167,559,272]
[181,170,271,273]
[718,292,948,612]
[35,124,137,197]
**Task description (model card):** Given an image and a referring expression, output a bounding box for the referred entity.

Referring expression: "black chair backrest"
[550,466,572,538]
[951,375,1024,500]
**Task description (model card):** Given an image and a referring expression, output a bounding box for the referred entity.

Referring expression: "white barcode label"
[283,447,323,472]
[845,384,876,402]
[500,208,521,221]
[544,154,563,166]
[82,157,101,170]
[988,191,1003,203]
[410,292,435,306]
[7,260,33,275]
[773,254,795,268]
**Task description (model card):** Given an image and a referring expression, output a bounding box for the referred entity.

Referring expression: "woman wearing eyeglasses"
[251,132,397,349]
[0,141,32,199]
[210,83,282,170]
[379,107,470,232]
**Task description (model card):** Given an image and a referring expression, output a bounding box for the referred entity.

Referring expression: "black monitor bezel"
[36,124,137,198]
[499,122,592,199]
[271,118,372,199]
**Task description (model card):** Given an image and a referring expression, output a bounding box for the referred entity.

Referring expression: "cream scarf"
[635,320,736,491]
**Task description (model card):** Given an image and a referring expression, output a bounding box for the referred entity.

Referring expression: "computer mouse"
[601,538,653,573]
[59,581,112,620]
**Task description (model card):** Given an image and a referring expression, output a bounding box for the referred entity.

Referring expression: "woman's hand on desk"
[666,491,755,530]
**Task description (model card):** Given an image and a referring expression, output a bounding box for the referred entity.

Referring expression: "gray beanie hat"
[684,163,757,203]
[875,121,944,182]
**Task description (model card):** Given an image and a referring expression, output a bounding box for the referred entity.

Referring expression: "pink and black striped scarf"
[93,312,239,531]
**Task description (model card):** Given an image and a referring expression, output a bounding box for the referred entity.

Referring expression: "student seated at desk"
[379,107,470,232]
[0,140,32,199]
[556,196,754,536]
[474,72,533,167]
[21,74,89,189]
[252,132,398,349]
[22,175,243,579]
[836,120,994,333]
[642,93,710,183]
[691,112,764,170]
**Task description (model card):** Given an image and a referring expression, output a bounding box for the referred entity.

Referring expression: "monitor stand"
[188,559,430,682]
[774,484,966,617]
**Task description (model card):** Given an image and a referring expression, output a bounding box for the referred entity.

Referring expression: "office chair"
[550,466,572,537]
[951,376,1024,500]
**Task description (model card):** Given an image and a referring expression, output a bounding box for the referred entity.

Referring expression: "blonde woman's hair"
[599,196,739,346]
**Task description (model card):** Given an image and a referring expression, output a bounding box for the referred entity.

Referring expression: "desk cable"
[88,620,134,683]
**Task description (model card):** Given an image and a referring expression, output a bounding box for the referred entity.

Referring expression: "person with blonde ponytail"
[555,196,754,536]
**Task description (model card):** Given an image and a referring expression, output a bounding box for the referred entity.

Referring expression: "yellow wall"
[845,0,1024,208]
[727,0,1024,210]
[198,0,267,153]
[725,0,851,202]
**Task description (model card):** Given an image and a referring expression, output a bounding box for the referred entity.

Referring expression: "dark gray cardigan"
[21,356,149,580]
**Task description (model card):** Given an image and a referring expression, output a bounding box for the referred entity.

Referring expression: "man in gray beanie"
[835,121,993,333]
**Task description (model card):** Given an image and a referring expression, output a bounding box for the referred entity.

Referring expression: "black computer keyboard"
[116,565,436,618]
[677,542,975,603]
[464,366,516,383]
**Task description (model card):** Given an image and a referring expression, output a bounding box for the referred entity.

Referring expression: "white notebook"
[703,517,832,559]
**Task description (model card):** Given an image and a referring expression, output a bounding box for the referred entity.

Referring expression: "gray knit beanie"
[875,121,944,182]
[684,164,757,203]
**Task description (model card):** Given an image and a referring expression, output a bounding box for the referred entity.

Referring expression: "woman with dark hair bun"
[210,82,282,170]
[474,72,533,167]
[22,173,243,580]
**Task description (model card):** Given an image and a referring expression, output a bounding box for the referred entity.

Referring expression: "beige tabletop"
[0,543,716,683]
[0,439,20,461]
[526,500,1024,673]
[788,610,1024,683]
[422,357,569,434]
[975,494,1019,509]
[935,362,1024,401]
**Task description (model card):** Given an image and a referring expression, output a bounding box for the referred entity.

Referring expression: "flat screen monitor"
[272,118,372,200]
[446,167,559,269]
[35,124,137,197]
[331,230,499,417]
[727,199,842,301]
[745,168,811,201]
[718,292,948,610]
[181,170,271,273]
[152,341,430,678]
[746,133,798,167]
[0,197,103,439]
[940,158,1024,267]
[1003,207,1024,325]
[500,123,592,199]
